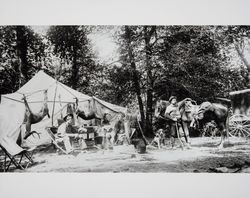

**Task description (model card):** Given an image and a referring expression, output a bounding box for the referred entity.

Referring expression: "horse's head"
[154,99,169,118]
[197,102,214,119]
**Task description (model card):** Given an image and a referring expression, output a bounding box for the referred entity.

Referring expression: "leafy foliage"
[1,25,250,134]
[0,26,46,94]
[47,26,98,93]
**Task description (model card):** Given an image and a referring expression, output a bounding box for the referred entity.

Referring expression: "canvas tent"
[0,70,126,152]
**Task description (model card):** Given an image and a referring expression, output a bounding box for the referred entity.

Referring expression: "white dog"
[151,129,165,149]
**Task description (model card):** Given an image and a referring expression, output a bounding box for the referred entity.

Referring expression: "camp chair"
[46,127,68,154]
[0,144,36,172]
[47,126,100,153]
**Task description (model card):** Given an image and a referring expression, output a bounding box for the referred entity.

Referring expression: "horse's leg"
[178,124,186,149]
[113,129,118,145]
[217,124,226,149]
[169,123,176,148]
[217,131,225,149]
[182,122,191,148]
[157,138,161,149]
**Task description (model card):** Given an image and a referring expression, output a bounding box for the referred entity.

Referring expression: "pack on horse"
[22,90,50,140]
[190,102,229,149]
[178,98,199,144]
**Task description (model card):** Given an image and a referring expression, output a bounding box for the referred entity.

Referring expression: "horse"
[178,98,199,144]
[190,102,229,149]
[23,90,50,139]
[154,98,198,144]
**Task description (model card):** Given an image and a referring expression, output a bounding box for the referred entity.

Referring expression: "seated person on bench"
[56,113,88,153]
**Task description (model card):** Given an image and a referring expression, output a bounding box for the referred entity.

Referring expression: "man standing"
[113,112,126,144]
[164,96,186,149]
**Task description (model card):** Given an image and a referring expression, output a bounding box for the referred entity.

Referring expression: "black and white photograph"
[1,25,250,173]
[0,0,250,197]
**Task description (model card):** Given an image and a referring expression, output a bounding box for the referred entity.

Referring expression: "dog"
[151,129,165,149]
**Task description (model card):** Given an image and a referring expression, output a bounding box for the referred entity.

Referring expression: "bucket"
[132,138,146,154]
[95,136,103,145]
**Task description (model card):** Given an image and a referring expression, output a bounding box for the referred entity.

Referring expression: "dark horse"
[190,102,229,148]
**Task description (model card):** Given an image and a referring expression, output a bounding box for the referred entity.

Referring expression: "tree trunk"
[71,47,79,89]
[144,26,156,137]
[16,26,29,83]
[124,26,145,130]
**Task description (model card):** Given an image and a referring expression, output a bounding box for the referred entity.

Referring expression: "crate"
[81,126,96,140]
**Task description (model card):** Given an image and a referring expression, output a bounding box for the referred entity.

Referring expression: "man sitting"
[56,113,74,154]
[113,113,128,145]
[56,113,88,153]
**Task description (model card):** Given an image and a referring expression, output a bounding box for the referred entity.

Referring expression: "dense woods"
[1,25,249,136]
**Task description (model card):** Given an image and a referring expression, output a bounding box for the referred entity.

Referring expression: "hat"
[169,96,177,103]
[63,113,73,121]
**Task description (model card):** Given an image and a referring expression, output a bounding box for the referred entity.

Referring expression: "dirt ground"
[2,137,250,173]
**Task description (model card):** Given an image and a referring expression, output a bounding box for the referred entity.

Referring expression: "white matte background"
[0,0,250,198]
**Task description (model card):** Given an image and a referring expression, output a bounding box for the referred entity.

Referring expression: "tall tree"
[123,26,146,130]
[109,25,247,135]
[47,26,97,92]
[143,26,156,136]
[215,26,250,85]
[0,26,45,93]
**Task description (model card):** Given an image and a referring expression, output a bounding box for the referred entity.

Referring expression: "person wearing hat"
[164,96,182,148]
[102,110,112,126]
[56,113,74,154]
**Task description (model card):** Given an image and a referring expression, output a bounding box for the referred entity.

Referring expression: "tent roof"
[1,70,126,113]
[2,70,91,103]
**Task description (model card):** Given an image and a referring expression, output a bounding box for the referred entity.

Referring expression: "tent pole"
[51,81,58,126]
